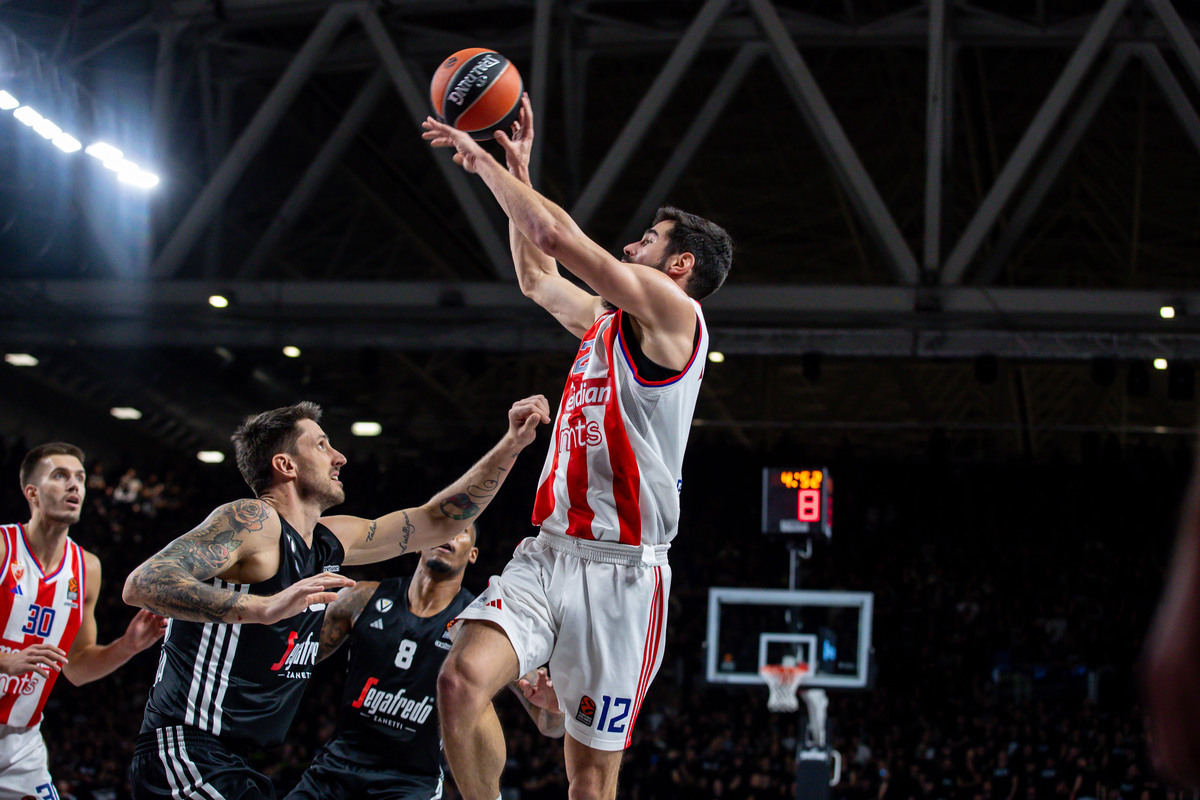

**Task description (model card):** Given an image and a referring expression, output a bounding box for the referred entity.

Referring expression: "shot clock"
[762,468,832,537]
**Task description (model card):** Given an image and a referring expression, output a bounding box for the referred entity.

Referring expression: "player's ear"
[667,251,694,277]
[272,453,297,480]
[467,547,479,564]
[23,484,37,507]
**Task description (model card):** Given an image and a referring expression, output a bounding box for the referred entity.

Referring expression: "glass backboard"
[706,587,873,690]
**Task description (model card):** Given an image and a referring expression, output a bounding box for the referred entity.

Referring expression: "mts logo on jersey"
[269,631,319,675]
[559,417,603,454]
[0,644,38,697]
[350,677,435,727]
[564,378,611,413]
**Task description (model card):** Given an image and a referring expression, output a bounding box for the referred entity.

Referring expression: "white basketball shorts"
[0,722,57,800]
[450,532,671,751]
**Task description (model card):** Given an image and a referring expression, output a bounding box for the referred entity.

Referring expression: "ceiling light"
[351,421,382,437]
[4,354,38,367]
[85,142,123,162]
[708,351,725,364]
[1161,305,1176,319]
[52,133,81,153]
[197,451,225,464]
[110,407,142,420]
[208,294,229,309]
[13,106,42,126]
[1154,358,1168,370]
[282,346,301,358]
[0,91,18,111]
[117,168,160,189]
[32,118,61,140]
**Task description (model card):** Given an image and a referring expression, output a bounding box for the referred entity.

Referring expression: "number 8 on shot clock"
[762,468,832,538]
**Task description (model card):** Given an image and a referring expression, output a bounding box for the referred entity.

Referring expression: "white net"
[759,663,810,713]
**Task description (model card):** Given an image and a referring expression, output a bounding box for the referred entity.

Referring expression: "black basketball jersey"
[321,576,473,774]
[140,515,346,748]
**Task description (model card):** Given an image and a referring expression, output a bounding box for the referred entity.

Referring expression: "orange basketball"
[430,48,523,141]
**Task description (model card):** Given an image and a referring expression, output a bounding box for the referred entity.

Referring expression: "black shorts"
[130,726,276,800]
[283,745,442,800]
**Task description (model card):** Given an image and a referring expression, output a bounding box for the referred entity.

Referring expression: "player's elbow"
[122,569,150,609]
[529,221,569,260]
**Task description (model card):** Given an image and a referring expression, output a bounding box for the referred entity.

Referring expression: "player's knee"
[436,656,484,718]
[567,774,618,800]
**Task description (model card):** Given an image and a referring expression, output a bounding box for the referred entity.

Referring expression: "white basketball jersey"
[532,302,707,548]
[0,523,86,727]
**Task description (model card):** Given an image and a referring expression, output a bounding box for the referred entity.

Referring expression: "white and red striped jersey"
[532,302,707,548]
[0,523,86,727]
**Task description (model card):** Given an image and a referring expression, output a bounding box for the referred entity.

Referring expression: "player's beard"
[425,556,455,575]
[297,464,344,511]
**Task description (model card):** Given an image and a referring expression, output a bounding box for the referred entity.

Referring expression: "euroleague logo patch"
[575,695,596,727]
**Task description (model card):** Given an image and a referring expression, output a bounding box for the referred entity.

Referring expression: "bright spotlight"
[197,451,226,464]
[52,133,81,153]
[1161,305,1176,319]
[208,295,229,309]
[1155,358,1168,371]
[110,407,143,420]
[708,351,725,363]
[282,346,301,358]
[12,106,42,126]
[351,421,382,437]
[118,169,160,189]
[32,118,61,140]
[85,142,123,162]
[0,91,18,111]
[4,354,38,367]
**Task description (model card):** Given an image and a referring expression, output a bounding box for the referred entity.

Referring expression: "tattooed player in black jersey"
[286,522,562,800]
[122,395,550,800]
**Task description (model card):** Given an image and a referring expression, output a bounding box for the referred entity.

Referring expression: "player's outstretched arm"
[324,394,551,567]
[495,95,602,339]
[423,115,695,343]
[315,581,378,663]
[63,551,167,685]
[123,498,354,624]
[510,667,565,738]
[1144,460,1200,786]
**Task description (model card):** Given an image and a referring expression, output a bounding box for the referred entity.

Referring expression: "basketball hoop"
[759,662,810,713]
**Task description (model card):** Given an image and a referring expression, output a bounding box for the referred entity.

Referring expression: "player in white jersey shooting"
[423,95,732,800]
[0,443,165,800]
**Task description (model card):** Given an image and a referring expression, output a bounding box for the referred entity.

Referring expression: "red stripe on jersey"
[601,319,642,546]
[29,547,80,724]
[563,424,596,538]
[626,567,664,748]
[532,389,571,527]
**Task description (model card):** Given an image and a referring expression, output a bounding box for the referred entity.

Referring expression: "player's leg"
[437,619,520,800]
[130,726,276,800]
[563,735,624,800]
[0,726,59,800]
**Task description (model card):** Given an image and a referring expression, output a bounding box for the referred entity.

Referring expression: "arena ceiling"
[2,0,1200,463]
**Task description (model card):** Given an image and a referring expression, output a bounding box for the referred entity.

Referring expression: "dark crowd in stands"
[0,429,1193,800]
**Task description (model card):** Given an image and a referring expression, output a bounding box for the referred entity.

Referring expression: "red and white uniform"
[0,523,85,728]
[533,303,707,548]
[453,303,706,751]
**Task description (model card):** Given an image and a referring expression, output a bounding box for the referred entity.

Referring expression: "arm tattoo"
[128,499,271,623]
[317,585,371,662]
[365,520,377,543]
[439,466,507,521]
[397,512,414,555]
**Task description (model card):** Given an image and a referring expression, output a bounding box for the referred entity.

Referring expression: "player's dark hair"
[19,443,85,489]
[653,206,733,301]
[232,401,323,496]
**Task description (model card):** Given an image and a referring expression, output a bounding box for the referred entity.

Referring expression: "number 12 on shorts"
[596,695,631,733]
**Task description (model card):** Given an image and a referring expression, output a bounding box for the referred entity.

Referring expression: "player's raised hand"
[507,395,551,449]
[493,92,535,183]
[0,642,68,679]
[255,573,355,625]
[123,608,168,652]
[422,117,490,174]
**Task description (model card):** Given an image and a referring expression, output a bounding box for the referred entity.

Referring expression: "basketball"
[430,48,523,141]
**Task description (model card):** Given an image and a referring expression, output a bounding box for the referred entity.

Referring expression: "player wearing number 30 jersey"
[0,443,166,800]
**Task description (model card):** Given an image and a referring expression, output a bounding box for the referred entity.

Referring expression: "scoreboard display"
[762,468,832,537]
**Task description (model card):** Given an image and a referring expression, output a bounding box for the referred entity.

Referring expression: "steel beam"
[619,44,763,248]
[749,0,920,284]
[940,0,1133,284]
[973,46,1133,285]
[1139,44,1200,156]
[1147,0,1200,92]
[356,6,513,280]
[239,69,390,278]
[529,0,552,187]
[570,0,731,228]
[924,0,949,279]
[152,4,357,277]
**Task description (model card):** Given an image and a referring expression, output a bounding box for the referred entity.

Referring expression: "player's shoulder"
[207,497,282,537]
